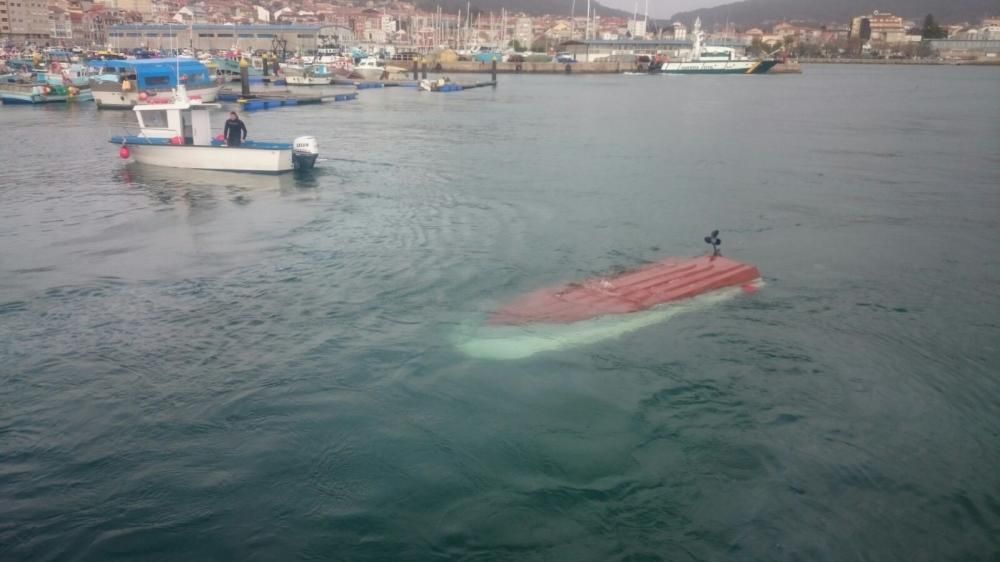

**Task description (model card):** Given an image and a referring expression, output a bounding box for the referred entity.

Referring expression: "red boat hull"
[489,256,761,325]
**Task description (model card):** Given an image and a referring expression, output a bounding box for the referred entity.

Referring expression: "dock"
[219,58,357,110]
[422,80,497,92]
[217,87,358,110]
[237,92,358,111]
[330,79,419,89]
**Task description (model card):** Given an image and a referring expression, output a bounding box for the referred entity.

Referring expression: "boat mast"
[633,1,637,36]
[644,0,649,37]
[692,17,702,60]
[570,0,576,39]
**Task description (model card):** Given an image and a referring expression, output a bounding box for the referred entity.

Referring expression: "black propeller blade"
[705,230,721,256]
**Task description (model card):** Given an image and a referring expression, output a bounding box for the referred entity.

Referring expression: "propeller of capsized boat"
[704,230,721,256]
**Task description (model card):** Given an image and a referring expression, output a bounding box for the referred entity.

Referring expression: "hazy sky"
[600,0,720,19]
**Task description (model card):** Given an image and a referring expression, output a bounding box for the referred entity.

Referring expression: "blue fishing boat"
[0,71,92,104]
[88,58,221,109]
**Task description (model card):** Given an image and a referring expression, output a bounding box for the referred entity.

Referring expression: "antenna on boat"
[704,230,721,256]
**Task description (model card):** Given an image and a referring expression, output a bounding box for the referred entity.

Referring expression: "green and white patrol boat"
[660,18,777,75]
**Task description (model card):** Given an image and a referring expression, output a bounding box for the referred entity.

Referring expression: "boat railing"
[112,122,163,144]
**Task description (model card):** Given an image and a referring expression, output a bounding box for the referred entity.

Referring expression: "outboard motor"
[292,136,319,170]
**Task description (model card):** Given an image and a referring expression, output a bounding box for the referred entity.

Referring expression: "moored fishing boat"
[88,58,221,109]
[0,71,92,104]
[109,85,318,173]
[285,64,333,85]
[211,57,264,82]
[350,56,385,81]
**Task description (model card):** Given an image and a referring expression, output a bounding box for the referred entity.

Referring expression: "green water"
[1,65,998,561]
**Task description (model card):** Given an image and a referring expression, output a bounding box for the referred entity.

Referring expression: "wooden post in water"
[413,60,419,80]
[239,58,250,99]
[491,60,497,85]
[421,62,428,79]
[261,53,269,77]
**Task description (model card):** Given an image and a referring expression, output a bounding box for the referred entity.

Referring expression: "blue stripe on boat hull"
[109,135,294,150]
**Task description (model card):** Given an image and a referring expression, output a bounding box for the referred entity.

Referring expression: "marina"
[1,49,999,562]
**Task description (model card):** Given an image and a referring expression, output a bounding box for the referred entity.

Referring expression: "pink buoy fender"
[119,145,130,159]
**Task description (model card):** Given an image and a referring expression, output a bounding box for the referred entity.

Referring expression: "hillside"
[670,0,996,28]
[412,0,632,19]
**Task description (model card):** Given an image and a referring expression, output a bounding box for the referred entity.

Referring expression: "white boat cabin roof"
[133,98,221,112]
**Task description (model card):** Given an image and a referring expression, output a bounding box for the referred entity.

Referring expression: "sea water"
[1,66,998,561]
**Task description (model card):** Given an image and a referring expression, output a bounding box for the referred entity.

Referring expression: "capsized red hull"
[489,255,761,325]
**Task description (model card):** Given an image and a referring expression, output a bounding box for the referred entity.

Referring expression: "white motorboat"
[109,85,318,173]
[351,56,385,81]
[285,64,333,85]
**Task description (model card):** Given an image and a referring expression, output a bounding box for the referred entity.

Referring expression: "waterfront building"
[513,17,532,48]
[111,0,153,20]
[928,38,1000,59]
[560,37,748,62]
[850,11,906,44]
[626,18,646,39]
[983,19,1000,40]
[107,23,345,52]
[49,6,73,43]
[544,21,572,42]
[820,24,850,44]
[672,22,686,40]
[1,0,51,44]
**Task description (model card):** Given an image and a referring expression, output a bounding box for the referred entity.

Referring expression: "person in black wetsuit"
[223,112,247,147]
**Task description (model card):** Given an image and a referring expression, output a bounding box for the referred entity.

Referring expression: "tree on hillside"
[921,14,947,39]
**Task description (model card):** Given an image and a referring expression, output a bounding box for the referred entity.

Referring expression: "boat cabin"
[134,93,219,146]
[698,46,741,61]
[89,58,215,91]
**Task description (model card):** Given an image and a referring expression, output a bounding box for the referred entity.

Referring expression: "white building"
[513,17,533,47]
[626,18,646,39]
[49,7,73,41]
[672,22,686,40]
[1,0,50,43]
[381,15,397,34]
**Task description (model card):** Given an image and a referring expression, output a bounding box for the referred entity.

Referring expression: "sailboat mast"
[570,0,576,39]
